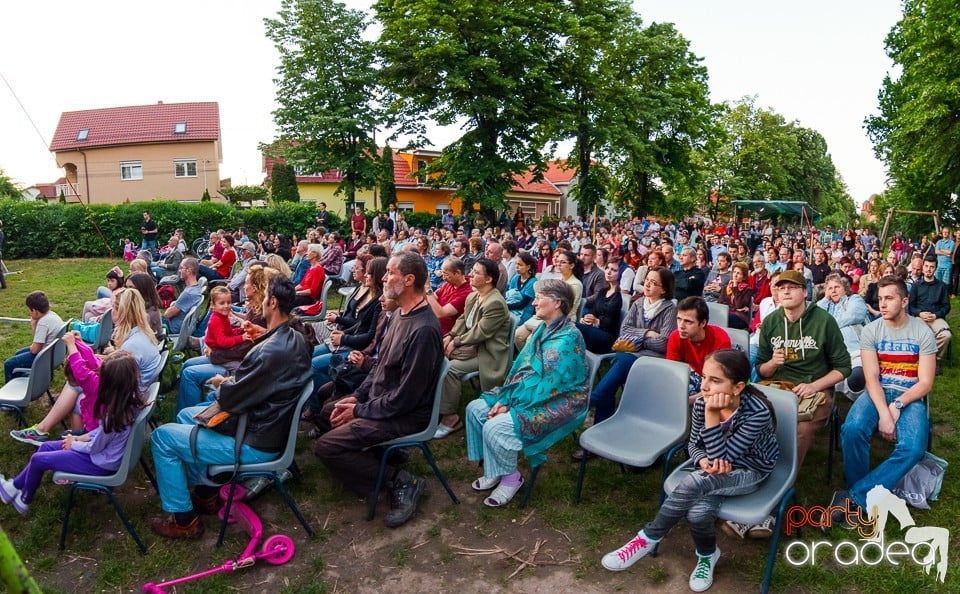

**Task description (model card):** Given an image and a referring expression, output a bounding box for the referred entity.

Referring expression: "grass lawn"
[0,258,958,592]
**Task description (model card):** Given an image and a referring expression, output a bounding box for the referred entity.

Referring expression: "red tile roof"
[543,160,577,184]
[49,102,220,152]
[511,170,561,196]
[32,178,64,199]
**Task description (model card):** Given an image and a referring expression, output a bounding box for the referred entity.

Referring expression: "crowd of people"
[0,207,950,592]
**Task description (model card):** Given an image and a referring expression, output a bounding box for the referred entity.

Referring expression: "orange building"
[49,102,223,204]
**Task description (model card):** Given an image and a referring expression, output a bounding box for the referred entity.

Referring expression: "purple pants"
[13,441,110,503]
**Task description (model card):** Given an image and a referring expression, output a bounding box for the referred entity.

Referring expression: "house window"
[174,159,198,178]
[174,122,187,134]
[293,165,320,177]
[436,203,451,216]
[76,129,89,142]
[397,202,415,212]
[120,160,143,181]
[353,201,366,211]
[417,160,427,184]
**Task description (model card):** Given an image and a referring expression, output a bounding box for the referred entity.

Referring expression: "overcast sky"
[2,0,902,204]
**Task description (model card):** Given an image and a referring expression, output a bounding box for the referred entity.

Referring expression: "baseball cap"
[240,241,257,253]
[774,270,805,287]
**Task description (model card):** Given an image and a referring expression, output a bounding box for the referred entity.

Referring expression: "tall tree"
[270,161,301,203]
[865,0,960,217]
[378,145,397,209]
[265,0,380,212]
[375,0,566,216]
[0,169,19,199]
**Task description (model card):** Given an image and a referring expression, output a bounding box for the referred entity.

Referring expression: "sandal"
[433,420,464,440]
[472,476,501,492]
[484,477,524,507]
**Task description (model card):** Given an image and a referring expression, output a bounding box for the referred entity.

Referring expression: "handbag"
[893,452,948,509]
[71,320,100,344]
[612,334,644,353]
[758,380,826,422]
[329,360,367,393]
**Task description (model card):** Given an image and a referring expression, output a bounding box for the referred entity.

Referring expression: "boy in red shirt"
[666,296,731,402]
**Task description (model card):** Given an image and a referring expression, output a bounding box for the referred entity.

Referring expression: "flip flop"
[484,477,524,507]
[433,420,464,439]
[472,476,501,491]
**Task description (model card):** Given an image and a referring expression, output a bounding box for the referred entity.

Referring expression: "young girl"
[204,286,251,369]
[0,348,142,514]
[601,349,778,592]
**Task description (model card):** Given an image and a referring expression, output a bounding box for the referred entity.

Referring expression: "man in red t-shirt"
[666,296,731,402]
[425,257,473,335]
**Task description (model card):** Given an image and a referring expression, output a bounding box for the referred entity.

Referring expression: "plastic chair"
[209,258,243,287]
[462,315,518,385]
[707,302,729,327]
[299,279,334,323]
[53,383,160,554]
[205,380,315,547]
[725,327,750,355]
[366,359,459,521]
[169,304,202,357]
[50,319,73,372]
[80,310,114,354]
[661,385,798,594]
[574,358,690,503]
[0,340,58,427]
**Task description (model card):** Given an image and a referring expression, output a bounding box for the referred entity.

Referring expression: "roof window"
[174,122,187,134]
[76,129,89,141]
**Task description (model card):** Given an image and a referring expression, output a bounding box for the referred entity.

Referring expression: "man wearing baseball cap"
[229,240,260,303]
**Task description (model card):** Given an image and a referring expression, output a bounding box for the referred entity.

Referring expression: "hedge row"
[0,200,451,259]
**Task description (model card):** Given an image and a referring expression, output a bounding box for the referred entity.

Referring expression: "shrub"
[403,211,440,231]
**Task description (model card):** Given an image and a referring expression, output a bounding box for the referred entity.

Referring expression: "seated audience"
[577,261,624,353]
[3,291,63,384]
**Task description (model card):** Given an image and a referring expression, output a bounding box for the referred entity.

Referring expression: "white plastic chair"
[299,279,334,322]
[169,303,202,358]
[574,358,691,503]
[707,302,729,327]
[53,383,160,554]
[725,327,750,355]
[661,385,798,594]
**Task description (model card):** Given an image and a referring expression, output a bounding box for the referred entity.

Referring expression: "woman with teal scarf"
[465,279,589,507]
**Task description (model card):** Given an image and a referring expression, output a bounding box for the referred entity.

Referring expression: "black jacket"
[908,277,951,320]
[218,320,312,452]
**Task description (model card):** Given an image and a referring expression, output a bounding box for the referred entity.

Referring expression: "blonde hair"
[246,266,279,315]
[112,289,158,347]
[129,259,148,275]
[265,253,293,278]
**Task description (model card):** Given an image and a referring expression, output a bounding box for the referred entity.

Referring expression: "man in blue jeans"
[830,276,935,528]
[149,275,311,539]
[3,291,63,384]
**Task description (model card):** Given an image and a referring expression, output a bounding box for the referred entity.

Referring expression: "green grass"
[1,258,960,592]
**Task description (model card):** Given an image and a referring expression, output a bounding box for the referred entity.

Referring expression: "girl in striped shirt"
[601,349,779,592]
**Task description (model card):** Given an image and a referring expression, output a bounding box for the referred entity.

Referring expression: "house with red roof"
[49,101,222,204]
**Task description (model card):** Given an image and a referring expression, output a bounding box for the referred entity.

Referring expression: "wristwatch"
[892,400,904,410]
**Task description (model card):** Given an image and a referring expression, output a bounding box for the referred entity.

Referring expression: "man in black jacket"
[312,251,443,527]
[149,275,312,539]
[908,255,952,361]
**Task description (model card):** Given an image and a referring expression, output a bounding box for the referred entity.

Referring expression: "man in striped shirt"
[830,276,936,528]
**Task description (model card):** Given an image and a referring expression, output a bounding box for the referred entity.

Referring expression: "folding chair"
[366,359,459,520]
[0,340,58,427]
[462,315,518,386]
[53,383,160,554]
[661,385,799,594]
[725,327,750,355]
[574,358,690,503]
[81,310,113,354]
[168,304,202,360]
[299,279,334,323]
[707,302,729,327]
[205,380,315,547]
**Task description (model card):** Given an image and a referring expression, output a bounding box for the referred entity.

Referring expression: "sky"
[2,0,903,205]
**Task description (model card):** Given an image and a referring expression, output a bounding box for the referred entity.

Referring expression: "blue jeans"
[96,286,112,299]
[150,406,278,513]
[935,265,951,285]
[175,356,225,413]
[841,391,927,508]
[141,239,157,255]
[4,347,35,383]
[589,352,637,425]
[311,345,354,390]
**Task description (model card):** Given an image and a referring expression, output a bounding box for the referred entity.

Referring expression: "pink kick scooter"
[142,484,295,593]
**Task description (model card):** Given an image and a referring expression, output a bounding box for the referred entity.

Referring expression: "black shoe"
[825,490,857,532]
[383,470,425,528]
[386,447,410,466]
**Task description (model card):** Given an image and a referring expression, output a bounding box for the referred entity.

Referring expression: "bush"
[403,211,440,231]
[0,199,346,258]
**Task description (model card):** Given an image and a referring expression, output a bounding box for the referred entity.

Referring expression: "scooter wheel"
[262,535,296,565]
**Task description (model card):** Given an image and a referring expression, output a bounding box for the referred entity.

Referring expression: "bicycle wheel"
[191,239,208,257]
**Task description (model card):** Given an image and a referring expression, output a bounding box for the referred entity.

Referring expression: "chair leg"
[827,405,839,482]
[574,455,588,504]
[105,490,147,555]
[58,485,78,550]
[419,444,459,505]
[518,465,541,509]
[273,473,314,536]
[761,488,796,594]
[367,446,394,521]
[289,460,302,480]
[660,443,685,506]
[140,457,159,494]
[216,481,239,547]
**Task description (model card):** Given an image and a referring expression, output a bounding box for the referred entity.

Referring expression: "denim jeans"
[175,356,225,413]
[645,467,768,555]
[589,352,637,424]
[4,346,35,383]
[96,286,112,300]
[935,265,951,286]
[841,391,927,508]
[150,406,278,513]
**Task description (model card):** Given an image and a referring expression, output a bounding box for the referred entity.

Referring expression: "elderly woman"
[817,272,867,398]
[465,280,589,507]
[293,243,327,309]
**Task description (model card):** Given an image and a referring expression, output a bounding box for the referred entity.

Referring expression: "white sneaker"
[689,548,720,592]
[11,493,28,515]
[748,516,775,539]
[721,520,750,539]
[601,530,658,571]
[0,476,19,505]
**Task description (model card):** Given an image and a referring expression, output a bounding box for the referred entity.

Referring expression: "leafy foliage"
[221,185,268,204]
[378,145,397,209]
[270,161,301,203]
[201,188,212,202]
[266,0,380,205]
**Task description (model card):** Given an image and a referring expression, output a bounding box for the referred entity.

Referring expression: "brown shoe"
[190,492,221,515]
[149,514,205,539]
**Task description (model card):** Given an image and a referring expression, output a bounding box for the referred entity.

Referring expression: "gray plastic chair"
[707,302,729,327]
[366,359,459,521]
[462,315,518,385]
[661,385,798,594]
[299,279,334,322]
[169,304,201,356]
[53,383,160,554]
[50,319,72,371]
[584,350,618,398]
[80,309,114,354]
[0,340,58,427]
[205,380,315,547]
[725,327,750,355]
[574,357,690,503]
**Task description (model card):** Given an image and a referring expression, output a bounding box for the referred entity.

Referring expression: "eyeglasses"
[644,278,662,287]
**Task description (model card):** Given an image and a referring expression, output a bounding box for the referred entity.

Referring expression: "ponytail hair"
[704,348,776,429]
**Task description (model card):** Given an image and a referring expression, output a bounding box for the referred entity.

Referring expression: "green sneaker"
[10,425,48,447]
[689,548,720,592]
